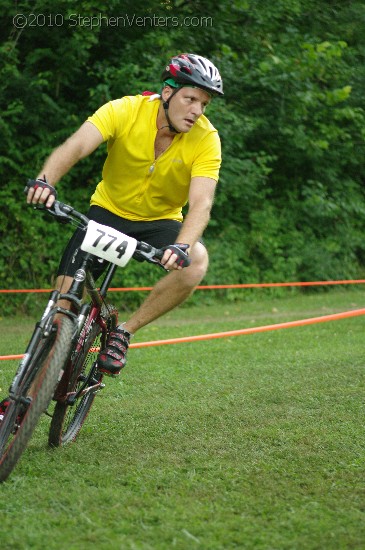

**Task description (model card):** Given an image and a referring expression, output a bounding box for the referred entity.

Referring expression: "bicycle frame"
[0,193,172,480]
[50,250,119,404]
[12,196,167,408]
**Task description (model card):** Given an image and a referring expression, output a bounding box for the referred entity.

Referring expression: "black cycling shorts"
[57,205,186,279]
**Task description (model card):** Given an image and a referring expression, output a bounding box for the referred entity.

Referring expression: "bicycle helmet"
[160,53,223,133]
[162,53,224,97]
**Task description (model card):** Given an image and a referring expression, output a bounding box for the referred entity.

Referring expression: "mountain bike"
[0,185,181,482]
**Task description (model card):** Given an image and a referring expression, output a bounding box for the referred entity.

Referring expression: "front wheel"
[49,305,118,447]
[0,315,74,482]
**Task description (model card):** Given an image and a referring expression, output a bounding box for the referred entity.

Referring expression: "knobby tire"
[0,315,74,482]
[49,305,118,447]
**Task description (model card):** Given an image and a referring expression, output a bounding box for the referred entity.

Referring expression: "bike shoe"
[97,327,131,377]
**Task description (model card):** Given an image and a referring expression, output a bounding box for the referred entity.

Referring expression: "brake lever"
[133,242,166,269]
[28,201,72,224]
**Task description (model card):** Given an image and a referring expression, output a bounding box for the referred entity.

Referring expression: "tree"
[1,0,364,311]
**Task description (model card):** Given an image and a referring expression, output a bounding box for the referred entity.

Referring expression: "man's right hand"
[26,178,57,208]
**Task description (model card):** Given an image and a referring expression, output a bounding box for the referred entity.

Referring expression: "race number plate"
[80,220,137,267]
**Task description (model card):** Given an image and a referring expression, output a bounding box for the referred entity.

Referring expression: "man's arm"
[176,176,217,250]
[161,176,217,270]
[28,121,104,207]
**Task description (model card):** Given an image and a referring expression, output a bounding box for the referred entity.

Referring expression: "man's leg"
[124,241,208,333]
[98,242,208,375]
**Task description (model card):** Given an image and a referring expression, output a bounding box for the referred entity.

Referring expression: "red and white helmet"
[162,53,224,97]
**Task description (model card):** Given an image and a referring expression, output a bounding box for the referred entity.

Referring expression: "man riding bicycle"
[25,53,223,377]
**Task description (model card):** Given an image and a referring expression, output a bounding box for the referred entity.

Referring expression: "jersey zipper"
[135,134,179,202]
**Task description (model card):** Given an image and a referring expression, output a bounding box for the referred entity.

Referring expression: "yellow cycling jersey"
[87,94,221,221]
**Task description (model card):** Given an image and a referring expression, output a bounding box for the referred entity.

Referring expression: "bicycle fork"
[9,290,61,397]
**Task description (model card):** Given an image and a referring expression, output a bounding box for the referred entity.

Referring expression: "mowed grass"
[0,289,365,549]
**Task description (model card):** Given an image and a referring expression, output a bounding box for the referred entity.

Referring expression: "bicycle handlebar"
[24,180,165,264]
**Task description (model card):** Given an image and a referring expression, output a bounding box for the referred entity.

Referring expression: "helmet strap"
[162,87,181,134]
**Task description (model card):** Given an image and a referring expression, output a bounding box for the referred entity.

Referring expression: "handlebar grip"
[25,178,57,198]
[162,244,191,268]
[24,180,89,226]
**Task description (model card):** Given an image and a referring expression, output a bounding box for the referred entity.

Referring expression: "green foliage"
[1,0,365,310]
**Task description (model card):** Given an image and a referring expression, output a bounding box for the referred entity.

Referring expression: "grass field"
[0,289,365,549]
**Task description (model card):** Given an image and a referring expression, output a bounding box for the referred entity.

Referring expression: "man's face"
[163,86,211,133]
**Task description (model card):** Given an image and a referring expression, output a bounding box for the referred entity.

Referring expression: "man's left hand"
[161,243,191,270]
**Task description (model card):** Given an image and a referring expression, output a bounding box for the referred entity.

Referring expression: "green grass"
[0,289,365,549]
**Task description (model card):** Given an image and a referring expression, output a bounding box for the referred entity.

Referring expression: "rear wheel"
[48,305,118,447]
[0,315,74,482]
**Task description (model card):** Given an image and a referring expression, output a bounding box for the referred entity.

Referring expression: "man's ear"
[161,85,173,102]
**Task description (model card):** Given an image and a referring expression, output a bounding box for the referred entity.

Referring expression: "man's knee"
[183,242,209,286]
